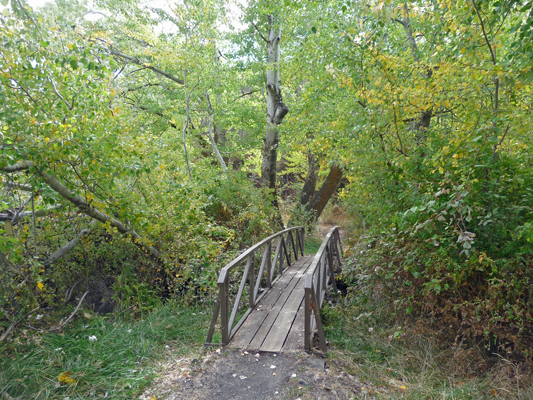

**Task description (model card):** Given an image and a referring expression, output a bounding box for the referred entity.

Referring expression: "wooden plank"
[228,256,312,349]
[259,256,313,352]
[282,304,305,352]
[247,257,312,351]
[258,258,312,352]
[259,291,305,352]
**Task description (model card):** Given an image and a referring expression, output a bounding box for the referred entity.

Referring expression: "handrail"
[304,226,343,354]
[206,226,305,346]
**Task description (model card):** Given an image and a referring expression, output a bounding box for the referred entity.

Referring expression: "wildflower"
[88,335,97,342]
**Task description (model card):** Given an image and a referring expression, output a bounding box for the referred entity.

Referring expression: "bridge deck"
[228,255,313,353]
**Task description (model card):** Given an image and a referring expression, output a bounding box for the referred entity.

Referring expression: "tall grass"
[0,301,211,399]
[322,296,532,400]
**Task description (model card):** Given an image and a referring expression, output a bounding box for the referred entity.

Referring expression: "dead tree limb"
[0,307,39,342]
[44,220,98,266]
[48,291,89,332]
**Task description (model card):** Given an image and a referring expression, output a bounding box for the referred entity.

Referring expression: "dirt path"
[140,349,364,400]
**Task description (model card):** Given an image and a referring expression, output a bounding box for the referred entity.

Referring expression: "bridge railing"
[206,226,305,346]
[304,226,343,354]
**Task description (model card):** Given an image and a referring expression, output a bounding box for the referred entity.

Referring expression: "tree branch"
[253,23,268,43]
[0,307,40,342]
[205,91,227,171]
[34,167,160,258]
[0,161,34,173]
[49,78,73,110]
[107,46,185,85]
[44,220,98,266]
[48,291,88,332]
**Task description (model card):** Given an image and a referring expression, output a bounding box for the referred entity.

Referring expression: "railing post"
[286,231,293,265]
[249,253,255,309]
[304,284,312,352]
[300,228,305,255]
[278,237,285,276]
[289,230,298,261]
[219,277,229,345]
[266,242,272,288]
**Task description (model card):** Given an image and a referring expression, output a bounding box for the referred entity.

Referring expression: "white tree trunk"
[261,15,288,189]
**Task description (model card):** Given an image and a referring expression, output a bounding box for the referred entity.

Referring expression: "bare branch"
[4,182,33,191]
[253,23,268,43]
[233,89,260,101]
[107,46,185,85]
[205,91,227,171]
[34,167,160,258]
[0,307,39,342]
[44,220,98,266]
[48,291,89,332]
[49,78,72,110]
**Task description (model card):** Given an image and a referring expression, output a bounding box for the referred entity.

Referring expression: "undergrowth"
[0,301,211,399]
[323,294,533,400]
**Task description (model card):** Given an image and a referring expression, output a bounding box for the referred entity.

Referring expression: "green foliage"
[0,302,211,399]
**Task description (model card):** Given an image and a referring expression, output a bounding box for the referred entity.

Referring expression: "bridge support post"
[220,278,229,345]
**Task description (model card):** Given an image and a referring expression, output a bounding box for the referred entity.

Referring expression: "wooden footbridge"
[206,226,343,355]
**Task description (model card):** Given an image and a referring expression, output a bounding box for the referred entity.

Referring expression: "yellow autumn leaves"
[58,371,77,386]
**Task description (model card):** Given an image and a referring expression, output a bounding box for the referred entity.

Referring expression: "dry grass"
[322,298,533,400]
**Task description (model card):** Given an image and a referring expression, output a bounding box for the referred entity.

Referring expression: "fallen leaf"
[273,372,276,376]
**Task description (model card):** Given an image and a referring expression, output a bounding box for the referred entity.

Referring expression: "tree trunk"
[306,165,343,220]
[261,15,288,190]
[299,153,320,206]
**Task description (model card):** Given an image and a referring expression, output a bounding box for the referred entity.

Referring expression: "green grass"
[322,299,532,400]
[304,235,323,255]
[0,301,212,399]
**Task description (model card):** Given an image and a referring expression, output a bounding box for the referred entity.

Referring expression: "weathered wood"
[206,298,220,343]
[208,226,305,346]
[228,253,254,334]
[229,264,294,348]
[220,278,229,344]
[247,257,311,350]
[311,289,327,354]
[304,226,343,355]
[255,243,270,298]
[248,252,255,311]
[270,236,283,284]
[282,304,305,352]
[259,287,305,352]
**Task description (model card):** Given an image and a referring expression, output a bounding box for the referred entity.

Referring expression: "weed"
[0,301,211,399]
[323,295,533,399]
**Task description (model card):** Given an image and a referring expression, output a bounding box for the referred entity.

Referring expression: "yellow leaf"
[438,167,444,174]
[150,396,157,400]
[67,43,73,50]
[37,281,44,291]
[400,385,407,390]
